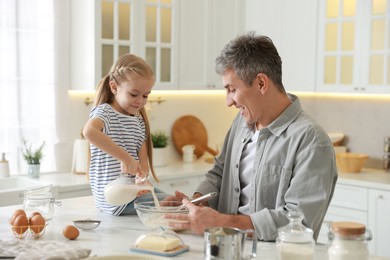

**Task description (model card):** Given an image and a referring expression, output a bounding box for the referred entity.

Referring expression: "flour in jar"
[277,243,314,260]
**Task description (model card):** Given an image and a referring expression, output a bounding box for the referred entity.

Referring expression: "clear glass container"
[276,211,315,260]
[23,192,57,221]
[328,222,372,260]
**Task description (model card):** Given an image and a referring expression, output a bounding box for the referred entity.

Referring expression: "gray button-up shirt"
[196,94,338,241]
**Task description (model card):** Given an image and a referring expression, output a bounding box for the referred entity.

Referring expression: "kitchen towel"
[0,240,91,259]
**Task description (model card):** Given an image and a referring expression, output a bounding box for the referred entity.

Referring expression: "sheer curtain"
[0,0,70,174]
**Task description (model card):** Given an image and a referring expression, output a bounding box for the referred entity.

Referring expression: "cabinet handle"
[378,195,384,199]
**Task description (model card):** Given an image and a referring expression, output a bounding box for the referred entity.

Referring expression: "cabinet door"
[157,176,201,196]
[178,0,209,89]
[178,0,243,90]
[316,0,390,94]
[368,189,390,257]
[245,0,317,92]
[70,0,97,90]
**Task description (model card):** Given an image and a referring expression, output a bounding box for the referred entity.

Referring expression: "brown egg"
[30,211,42,218]
[10,209,26,225]
[12,214,29,234]
[63,225,79,240]
[29,214,46,234]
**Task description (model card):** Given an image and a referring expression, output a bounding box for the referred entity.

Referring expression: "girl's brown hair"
[94,54,158,182]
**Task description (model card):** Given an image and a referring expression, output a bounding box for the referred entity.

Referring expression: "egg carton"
[9,222,47,239]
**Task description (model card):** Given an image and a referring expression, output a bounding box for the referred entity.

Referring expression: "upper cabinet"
[97,0,178,90]
[316,0,390,93]
[245,0,318,92]
[178,0,244,90]
[70,0,243,91]
[70,0,178,90]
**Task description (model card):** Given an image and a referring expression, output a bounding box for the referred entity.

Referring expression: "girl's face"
[109,73,154,116]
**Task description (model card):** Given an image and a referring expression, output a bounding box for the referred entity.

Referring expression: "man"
[167,32,337,241]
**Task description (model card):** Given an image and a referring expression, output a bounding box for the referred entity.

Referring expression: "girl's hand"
[137,190,151,197]
[121,156,142,175]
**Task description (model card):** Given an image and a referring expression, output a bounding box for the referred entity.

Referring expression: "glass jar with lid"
[21,185,61,221]
[328,222,372,260]
[276,211,315,260]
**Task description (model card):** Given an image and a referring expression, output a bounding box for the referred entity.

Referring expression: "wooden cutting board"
[171,115,218,158]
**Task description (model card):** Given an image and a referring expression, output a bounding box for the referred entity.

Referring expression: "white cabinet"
[368,189,390,257]
[317,184,368,244]
[70,0,178,90]
[178,0,244,90]
[316,0,390,94]
[318,182,390,258]
[157,175,203,196]
[245,0,318,92]
[70,0,97,90]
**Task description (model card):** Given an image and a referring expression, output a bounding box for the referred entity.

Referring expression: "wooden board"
[171,115,218,158]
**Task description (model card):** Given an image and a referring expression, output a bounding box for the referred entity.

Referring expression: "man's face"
[222,70,262,125]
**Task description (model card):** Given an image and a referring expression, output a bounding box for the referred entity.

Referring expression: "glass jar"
[22,190,60,221]
[276,211,315,260]
[328,222,372,260]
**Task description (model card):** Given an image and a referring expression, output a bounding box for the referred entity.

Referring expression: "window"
[0,0,70,174]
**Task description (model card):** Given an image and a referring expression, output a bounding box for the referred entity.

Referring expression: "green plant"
[151,130,169,148]
[21,139,46,164]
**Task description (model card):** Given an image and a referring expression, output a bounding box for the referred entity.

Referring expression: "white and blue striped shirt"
[88,103,146,216]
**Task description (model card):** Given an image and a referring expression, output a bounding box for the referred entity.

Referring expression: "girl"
[83,53,159,216]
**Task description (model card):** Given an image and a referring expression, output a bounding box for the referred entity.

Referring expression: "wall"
[68,91,390,171]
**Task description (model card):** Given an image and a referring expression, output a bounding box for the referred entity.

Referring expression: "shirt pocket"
[259,164,293,208]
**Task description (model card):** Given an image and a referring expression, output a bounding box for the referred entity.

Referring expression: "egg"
[29,214,46,234]
[10,209,26,225]
[63,225,79,240]
[12,214,29,235]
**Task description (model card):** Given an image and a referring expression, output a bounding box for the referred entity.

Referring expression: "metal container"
[204,227,257,260]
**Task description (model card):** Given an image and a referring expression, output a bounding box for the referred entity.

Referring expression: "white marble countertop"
[1,196,388,259]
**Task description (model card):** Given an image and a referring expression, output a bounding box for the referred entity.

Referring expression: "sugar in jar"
[276,211,315,260]
[328,222,372,260]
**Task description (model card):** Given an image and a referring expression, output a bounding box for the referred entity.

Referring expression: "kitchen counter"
[1,196,389,259]
[338,168,390,190]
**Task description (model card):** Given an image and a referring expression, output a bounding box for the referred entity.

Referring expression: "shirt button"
[235,164,239,168]
[242,138,246,143]
[235,187,240,192]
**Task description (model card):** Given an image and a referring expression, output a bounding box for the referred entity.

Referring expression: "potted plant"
[151,130,169,167]
[21,139,45,178]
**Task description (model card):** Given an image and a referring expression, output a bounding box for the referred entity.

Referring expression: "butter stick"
[136,235,181,251]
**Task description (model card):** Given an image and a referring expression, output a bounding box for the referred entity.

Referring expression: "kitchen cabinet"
[317,183,368,244]
[368,189,390,257]
[178,0,244,90]
[69,0,96,90]
[318,179,390,258]
[156,174,203,196]
[316,0,390,94]
[70,0,244,91]
[245,0,318,92]
[70,0,178,90]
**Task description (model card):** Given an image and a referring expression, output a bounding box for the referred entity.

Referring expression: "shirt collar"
[245,93,302,136]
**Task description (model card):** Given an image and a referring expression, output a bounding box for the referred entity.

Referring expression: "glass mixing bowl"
[134,194,189,230]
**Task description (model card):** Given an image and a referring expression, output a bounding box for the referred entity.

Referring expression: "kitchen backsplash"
[68,91,390,170]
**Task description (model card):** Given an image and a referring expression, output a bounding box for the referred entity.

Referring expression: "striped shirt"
[88,103,146,216]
